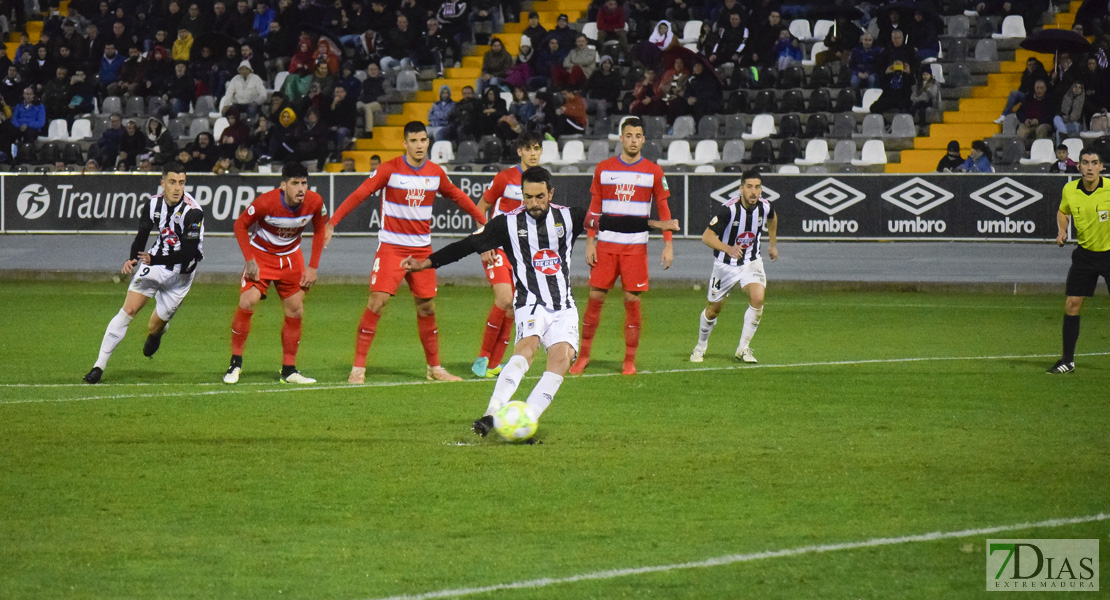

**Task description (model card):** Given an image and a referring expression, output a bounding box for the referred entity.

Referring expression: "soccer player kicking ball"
[324,121,487,384]
[469,131,544,378]
[571,117,674,376]
[84,162,202,383]
[223,162,327,384]
[401,167,679,436]
[690,169,778,364]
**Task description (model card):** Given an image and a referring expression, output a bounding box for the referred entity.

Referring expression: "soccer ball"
[493,401,538,443]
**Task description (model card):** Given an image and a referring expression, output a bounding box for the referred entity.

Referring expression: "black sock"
[1062,314,1080,363]
[230,355,242,368]
[281,365,297,377]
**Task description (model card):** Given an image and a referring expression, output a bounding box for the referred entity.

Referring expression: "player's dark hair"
[620,117,643,133]
[282,161,309,180]
[516,131,543,150]
[403,120,426,137]
[1079,148,1102,162]
[162,161,186,176]
[740,169,762,184]
[521,166,552,190]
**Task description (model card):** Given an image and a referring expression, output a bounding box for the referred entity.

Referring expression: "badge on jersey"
[555,224,565,237]
[1099,209,1109,223]
[247,205,256,215]
[662,176,669,191]
[709,216,718,226]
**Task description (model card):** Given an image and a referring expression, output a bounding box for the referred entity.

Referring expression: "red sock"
[353,309,380,368]
[578,297,604,359]
[417,313,440,366]
[231,307,253,355]
[478,305,505,360]
[624,300,642,364]
[281,316,302,366]
[489,309,515,366]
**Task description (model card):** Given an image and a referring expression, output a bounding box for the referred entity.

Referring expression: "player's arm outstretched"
[404,215,510,272]
[324,167,391,246]
[441,177,488,225]
[571,207,679,241]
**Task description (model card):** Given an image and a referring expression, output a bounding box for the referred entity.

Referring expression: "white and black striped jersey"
[129,191,205,274]
[708,197,775,267]
[428,205,652,311]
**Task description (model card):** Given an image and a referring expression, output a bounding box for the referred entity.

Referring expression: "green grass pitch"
[0,281,1107,599]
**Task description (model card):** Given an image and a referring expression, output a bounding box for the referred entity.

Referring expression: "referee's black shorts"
[1065,246,1110,297]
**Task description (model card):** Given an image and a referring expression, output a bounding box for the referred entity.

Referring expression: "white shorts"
[515,304,580,352]
[707,258,767,303]
[128,264,196,322]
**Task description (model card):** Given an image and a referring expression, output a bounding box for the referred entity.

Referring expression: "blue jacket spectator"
[427,85,455,140]
[848,33,882,89]
[957,140,993,173]
[99,44,125,87]
[253,1,276,38]
[12,87,46,140]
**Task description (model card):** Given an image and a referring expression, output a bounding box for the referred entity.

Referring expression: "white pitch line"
[3,351,1109,406]
[359,513,1110,600]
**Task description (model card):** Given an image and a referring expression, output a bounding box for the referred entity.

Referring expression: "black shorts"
[1065,246,1110,297]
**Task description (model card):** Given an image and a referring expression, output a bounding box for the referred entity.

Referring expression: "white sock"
[697,309,716,348]
[486,354,530,416]
[738,305,763,352]
[95,309,134,369]
[525,371,563,420]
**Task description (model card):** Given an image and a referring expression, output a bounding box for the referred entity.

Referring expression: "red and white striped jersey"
[234,188,328,268]
[481,165,524,217]
[331,156,486,247]
[587,155,672,254]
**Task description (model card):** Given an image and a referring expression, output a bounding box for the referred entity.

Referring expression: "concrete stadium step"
[926,123,1000,141]
[332,150,403,172]
[444,67,482,79]
[945,110,1003,123]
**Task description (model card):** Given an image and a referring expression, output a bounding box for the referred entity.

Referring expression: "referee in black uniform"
[1048,148,1110,374]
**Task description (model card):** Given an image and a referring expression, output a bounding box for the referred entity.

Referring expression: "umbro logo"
[796,178,866,216]
[881,178,954,215]
[969,178,1043,215]
[709,180,780,204]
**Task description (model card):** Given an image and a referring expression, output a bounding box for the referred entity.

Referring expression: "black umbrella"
[191,32,238,61]
[1020,29,1092,55]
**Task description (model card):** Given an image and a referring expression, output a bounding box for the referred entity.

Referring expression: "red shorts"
[372,243,437,298]
[589,246,650,291]
[482,249,514,287]
[241,251,306,300]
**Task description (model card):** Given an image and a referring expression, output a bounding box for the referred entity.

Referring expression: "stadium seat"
[948,63,971,87]
[854,114,884,139]
[992,15,1027,39]
[586,140,609,163]
[147,96,167,116]
[995,139,1023,165]
[188,118,211,138]
[812,19,834,42]
[558,165,580,173]
[780,89,805,112]
[930,63,945,84]
[742,114,776,140]
[665,115,696,139]
[272,71,289,92]
[193,95,217,116]
[658,140,693,166]
[722,114,746,138]
[788,18,812,42]
[124,95,145,117]
[752,90,776,113]
[947,39,969,62]
[851,139,887,166]
[456,141,479,163]
[695,115,720,139]
[809,65,832,89]
[556,140,585,165]
[694,164,716,173]
[795,139,829,166]
[539,140,560,165]
[591,115,613,138]
[38,142,61,164]
[777,113,801,138]
[641,115,667,140]
[1020,139,1056,165]
[42,119,69,141]
[691,140,720,165]
[835,89,857,112]
[168,117,189,140]
[974,39,998,62]
[641,140,663,161]
[478,137,502,163]
[945,15,970,38]
[680,20,702,45]
[749,139,774,164]
[853,89,882,114]
[778,164,801,174]
[430,140,454,163]
[581,22,599,41]
[62,142,84,164]
[802,41,827,67]
[804,113,829,137]
[832,112,856,137]
[777,138,803,164]
[778,66,805,90]
[886,114,916,138]
[1063,138,1083,161]
[396,69,419,93]
[723,90,748,114]
[808,88,832,112]
[721,139,746,164]
[212,116,230,141]
[100,96,122,115]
